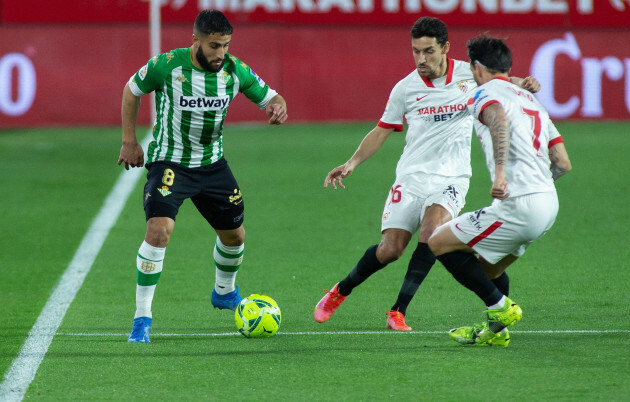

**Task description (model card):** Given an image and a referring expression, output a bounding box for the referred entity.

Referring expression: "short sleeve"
[467,87,500,125]
[128,55,164,97]
[378,82,405,132]
[233,57,276,110]
[547,120,564,147]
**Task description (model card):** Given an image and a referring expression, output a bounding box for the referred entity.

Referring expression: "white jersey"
[467,77,564,197]
[378,59,476,179]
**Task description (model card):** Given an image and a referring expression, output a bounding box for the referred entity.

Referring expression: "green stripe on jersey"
[201,71,219,163]
[132,48,272,168]
[179,67,193,165]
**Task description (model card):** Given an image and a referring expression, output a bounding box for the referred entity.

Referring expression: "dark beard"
[196,46,223,72]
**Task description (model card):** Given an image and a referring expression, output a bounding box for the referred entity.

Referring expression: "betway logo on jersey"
[178,95,229,111]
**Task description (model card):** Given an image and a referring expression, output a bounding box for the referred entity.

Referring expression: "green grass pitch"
[1,122,629,400]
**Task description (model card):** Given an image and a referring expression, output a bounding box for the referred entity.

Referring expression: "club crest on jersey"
[221,71,232,84]
[178,95,230,111]
[456,80,471,93]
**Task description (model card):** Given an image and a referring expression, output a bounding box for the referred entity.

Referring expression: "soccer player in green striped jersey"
[118,10,287,343]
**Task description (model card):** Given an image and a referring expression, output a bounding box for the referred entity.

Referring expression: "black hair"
[466,35,512,73]
[194,10,233,36]
[410,17,448,47]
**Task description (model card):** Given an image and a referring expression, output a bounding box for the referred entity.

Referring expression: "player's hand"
[266,103,287,125]
[521,76,540,93]
[118,142,144,170]
[324,163,354,190]
[490,179,509,200]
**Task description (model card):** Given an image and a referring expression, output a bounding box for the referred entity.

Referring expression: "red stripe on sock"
[467,221,503,247]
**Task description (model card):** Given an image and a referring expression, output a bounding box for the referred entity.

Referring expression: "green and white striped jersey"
[129,48,277,167]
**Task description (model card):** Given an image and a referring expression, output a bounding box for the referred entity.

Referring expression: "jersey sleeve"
[128,54,166,97]
[466,87,500,125]
[232,57,277,110]
[547,119,564,147]
[378,81,405,132]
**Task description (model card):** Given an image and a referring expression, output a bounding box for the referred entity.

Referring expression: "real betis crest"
[221,71,232,84]
[157,186,172,197]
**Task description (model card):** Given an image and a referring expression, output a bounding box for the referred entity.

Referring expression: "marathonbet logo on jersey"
[417,102,467,122]
[178,95,230,111]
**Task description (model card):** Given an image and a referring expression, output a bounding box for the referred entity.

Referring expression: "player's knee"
[377,242,405,263]
[231,229,245,245]
[218,226,245,246]
[145,219,173,248]
[427,235,443,257]
[418,226,438,243]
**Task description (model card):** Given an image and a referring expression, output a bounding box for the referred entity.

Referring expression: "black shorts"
[143,158,244,230]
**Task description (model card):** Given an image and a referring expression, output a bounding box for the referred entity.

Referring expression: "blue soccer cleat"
[211,285,243,311]
[128,317,152,343]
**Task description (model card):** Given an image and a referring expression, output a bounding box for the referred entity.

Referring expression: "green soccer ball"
[235,294,281,338]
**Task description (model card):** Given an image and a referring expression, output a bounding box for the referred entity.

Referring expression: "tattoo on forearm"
[483,104,510,166]
[551,164,567,181]
[549,146,569,180]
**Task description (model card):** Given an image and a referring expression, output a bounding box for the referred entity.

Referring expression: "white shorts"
[381,174,469,234]
[449,191,559,264]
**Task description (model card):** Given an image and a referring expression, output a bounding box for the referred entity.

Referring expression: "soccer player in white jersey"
[117,10,287,343]
[428,34,571,346]
[314,17,539,330]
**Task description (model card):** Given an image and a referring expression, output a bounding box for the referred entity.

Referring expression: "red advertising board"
[2,0,630,26]
[1,24,629,127]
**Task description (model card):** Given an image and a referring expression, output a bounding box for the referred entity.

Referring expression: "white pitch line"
[0,133,152,402]
[55,329,630,337]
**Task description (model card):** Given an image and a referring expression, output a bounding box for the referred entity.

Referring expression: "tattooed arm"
[481,103,511,200]
[549,142,572,181]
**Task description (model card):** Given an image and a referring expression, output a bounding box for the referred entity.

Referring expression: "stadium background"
[1,0,629,127]
[2,2,630,400]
